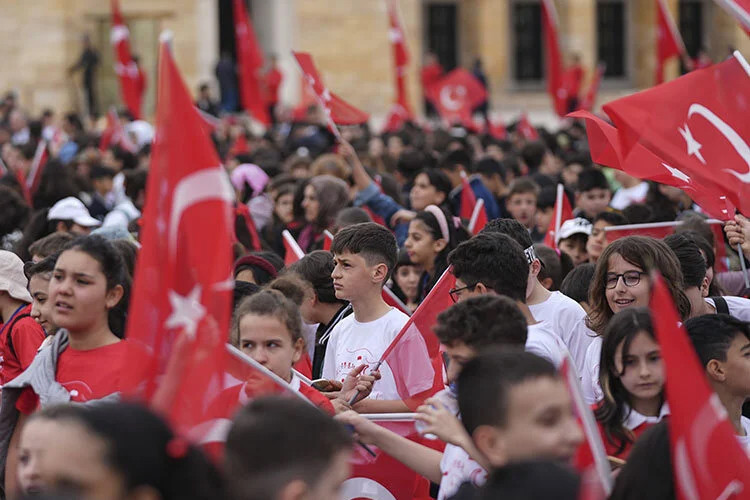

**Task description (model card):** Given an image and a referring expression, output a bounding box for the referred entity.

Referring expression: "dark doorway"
[513,2,542,82]
[426,3,458,71]
[218,0,253,112]
[679,0,703,73]
[597,1,626,78]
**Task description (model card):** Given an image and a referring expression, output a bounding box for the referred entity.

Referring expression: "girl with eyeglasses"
[580,236,689,404]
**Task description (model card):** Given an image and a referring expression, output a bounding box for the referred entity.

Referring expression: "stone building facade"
[1,0,748,123]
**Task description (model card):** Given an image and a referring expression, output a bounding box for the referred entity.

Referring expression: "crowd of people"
[1,73,750,500]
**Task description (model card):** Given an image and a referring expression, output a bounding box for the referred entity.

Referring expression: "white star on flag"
[679,123,707,164]
[662,163,691,183]
[389,28,402,42]
[164,285,206,340]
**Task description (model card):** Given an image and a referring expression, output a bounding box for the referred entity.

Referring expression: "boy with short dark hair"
[288,250,352,379]
[439,149,501,220]
[479,218,592,372]
[87,165,117,220]
[447,232,569,367]
[574,169,612,221]
[27,232,74,262]
[324,222,409,412]
[225,396,353,500]
[505,178,539,231]
[684,314,750,451]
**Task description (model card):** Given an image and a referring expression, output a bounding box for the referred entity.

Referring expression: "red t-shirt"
[293,352,313,380]
[0,304,46,384]
[421,63,443,91]
[16,340,132,414]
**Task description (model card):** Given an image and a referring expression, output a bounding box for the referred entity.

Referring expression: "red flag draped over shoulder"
[656,0,686,84]
[110,0,142,119]
[602,53,750,217]
[122,37,236,437]
[541,0,567,116]
[649,273,750,499]
[232,0,270,126]
[379,268,453,410]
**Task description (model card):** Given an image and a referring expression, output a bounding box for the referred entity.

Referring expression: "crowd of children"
[2,86,750,500]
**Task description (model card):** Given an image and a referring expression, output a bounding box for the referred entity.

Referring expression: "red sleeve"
[10,318,46,370]
[299,383,336,416]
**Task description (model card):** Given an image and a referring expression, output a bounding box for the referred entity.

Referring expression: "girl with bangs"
[581,236,689,404]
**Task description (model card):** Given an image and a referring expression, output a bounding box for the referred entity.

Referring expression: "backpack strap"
[711,296,730,315]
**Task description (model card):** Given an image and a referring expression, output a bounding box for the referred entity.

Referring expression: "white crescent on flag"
[340,478,398,500]
[110,24,129,44]
[440,85,465,111]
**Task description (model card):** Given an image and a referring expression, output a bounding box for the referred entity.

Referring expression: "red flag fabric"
[293,52,370,138]
[283,229,305,266]
[99,107,138,153]
[541,0,567,116]
[122,39,236,437]
[459,172,478,220]
[468,199,488,236]
[569,110,735,221]
[379,268,452,410]
[381,103,411,134]
[562,357,613,496]
[714,0,750,35]
[488,118,507,140]
[292,74,319,121]
[602,53,750,217]
[343,419,431,500]
[649,273,750,499]
[580,63,605,112]
[234,204,262,252]
[232,0,270,126]
[382,286,412,316]
[195,106,221,136]
[26,140,48,198]
[14,168,32,206]
[425,69,486,127]
[517,113,540,141]
[323,229,334,251]
[386,0,413,119]
[543,184,574,249]
[656,0,686,84]
[228,133,251,157]
[110,0,142,119]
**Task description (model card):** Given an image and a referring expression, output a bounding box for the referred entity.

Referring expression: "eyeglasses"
[605,271,646,289]
[449,283,476,303]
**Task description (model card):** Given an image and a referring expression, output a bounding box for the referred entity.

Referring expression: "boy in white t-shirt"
[338,294,560,500]
[685,314,750,453]
[480,218,594,372]
[447,231,569,367]
[321,222,410,413]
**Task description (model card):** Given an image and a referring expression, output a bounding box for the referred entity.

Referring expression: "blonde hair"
[230,290,302,348]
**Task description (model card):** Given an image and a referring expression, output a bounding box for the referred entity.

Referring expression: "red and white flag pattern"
[541,0,567,116]
[99,107,138,153]
[25,139,48,199]
[233,0,270,126]
[656,0,687,84]
[282,229,305,266]
[425,69,486,127]
[110,0,142,119]
[543,184,574,249]
[386,0,412,121]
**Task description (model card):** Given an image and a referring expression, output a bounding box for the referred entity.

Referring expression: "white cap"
[0,251,32,303]
[557,218,592,243]
[47,197,101,228]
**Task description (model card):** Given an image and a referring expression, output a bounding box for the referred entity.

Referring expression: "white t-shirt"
[610,182,649,210]
[705,296,750,322]
[736,416,750,455]
[321,307,409,400]
[582,336,603,405]
[529,291,595,374]
[526,321,569,368]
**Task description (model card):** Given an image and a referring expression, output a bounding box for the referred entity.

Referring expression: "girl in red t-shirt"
[589,308,667,462]
[229,289,375,415]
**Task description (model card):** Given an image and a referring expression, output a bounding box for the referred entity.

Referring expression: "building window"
[512,2,542,82]
[596,0,626,78]
[426,3,458,71]
[679,0,703,65]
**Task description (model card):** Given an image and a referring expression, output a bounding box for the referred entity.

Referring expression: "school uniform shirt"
[525,321,569,368]
[0,304,46,385]
[436,389,487,500]
[705,296,750,321]
[528,292,595,374]
[582,337,603,405]
[321,307,409,401]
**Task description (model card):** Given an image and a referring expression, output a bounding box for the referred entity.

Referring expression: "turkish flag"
[517,113,539,141]
[25,139,48,199]
[344,419,432,500]
[543,184,574,249]
[282,229,305,266]
[387,0,412,118]
[292,74,319,121]
[425,68,486,126]
[460,173,487,234]
[382,286,412,316]
[656,0,686,84]
[232,0,270,126]
[602,54,750,217]
[122,39,236,437]
[714,0,750,35]
[562,357,613,497]
[379,268,451,410]
[468,199,488,236]
[382,103,411,134]
[579,63,606,112]
[293,52,370,139]
[569,110,735,221]
[110,0,142,119]
[234,203,262,252]
[649,272,750,499]
[541,0,567,116]
[99,107,138,153]
[322,229,334,251]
